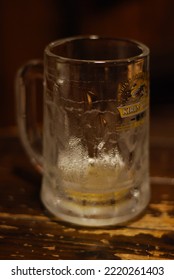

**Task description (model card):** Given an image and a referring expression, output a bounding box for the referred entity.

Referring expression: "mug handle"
[15,60,44,173]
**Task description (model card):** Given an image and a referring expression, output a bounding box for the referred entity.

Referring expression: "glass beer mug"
[15,36,150,226]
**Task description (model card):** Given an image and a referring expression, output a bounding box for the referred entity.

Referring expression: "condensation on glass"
[15,36,150,226]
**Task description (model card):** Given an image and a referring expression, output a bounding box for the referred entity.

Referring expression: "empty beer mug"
[15,36,150,226]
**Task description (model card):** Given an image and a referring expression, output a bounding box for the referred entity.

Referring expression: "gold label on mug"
[117,96,149,118]
[117,73,149,130]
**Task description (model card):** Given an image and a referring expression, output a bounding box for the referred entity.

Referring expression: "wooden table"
[0,104,174,260]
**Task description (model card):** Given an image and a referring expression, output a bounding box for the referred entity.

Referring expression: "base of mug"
[41,179,150,227]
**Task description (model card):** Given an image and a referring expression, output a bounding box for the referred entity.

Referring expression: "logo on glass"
[117,73,149,130]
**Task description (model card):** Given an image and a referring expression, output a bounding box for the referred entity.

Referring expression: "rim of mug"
[45,35,149,64]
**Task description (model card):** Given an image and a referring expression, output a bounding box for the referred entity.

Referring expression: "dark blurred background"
[1,0,174,127]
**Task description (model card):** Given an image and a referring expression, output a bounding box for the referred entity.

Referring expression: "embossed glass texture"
[16,36,150,226]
